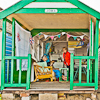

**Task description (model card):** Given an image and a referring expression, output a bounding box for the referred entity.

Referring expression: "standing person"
[63,47,70,80]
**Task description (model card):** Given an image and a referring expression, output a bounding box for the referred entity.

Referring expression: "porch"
[0,0,99,92]
[2,81,96,93]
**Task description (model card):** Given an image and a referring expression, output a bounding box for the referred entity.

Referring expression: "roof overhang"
[0,0,100,19]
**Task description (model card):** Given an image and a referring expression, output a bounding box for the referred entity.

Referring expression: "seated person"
[33,55,60,81]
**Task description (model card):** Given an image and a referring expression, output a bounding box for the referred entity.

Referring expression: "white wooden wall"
[31,36,44,61]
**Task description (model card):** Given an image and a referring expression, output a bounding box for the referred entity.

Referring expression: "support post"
[70,53,74,90]
[1,18,7,90]
[26,54,31,90]
[79,59,82,83]
[11,18,15,84]
[95,19,99,90]
[90,18,93,83]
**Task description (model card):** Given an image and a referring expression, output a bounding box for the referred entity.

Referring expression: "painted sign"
[45,9,58,13]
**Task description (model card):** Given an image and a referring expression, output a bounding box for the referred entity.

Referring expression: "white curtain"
[15,22,31,71]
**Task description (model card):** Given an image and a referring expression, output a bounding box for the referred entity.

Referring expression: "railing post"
[87,59,89,83]
[11,18,15,84]
[19,59,22,84]
[26,54,31,90]
[79,59,82,83]
[70,53,74,90]
[1,18,6,90]
[95,19,99,90]
[90,18,93,83]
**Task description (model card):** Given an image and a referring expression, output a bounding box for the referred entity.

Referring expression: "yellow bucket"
[58,93,66,100]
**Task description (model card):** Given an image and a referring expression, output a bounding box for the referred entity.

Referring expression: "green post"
[11,18,15,84]
[26,54,31,90]
[90,18,93,83]
[95,19,99,90]
[70,53,74,90]
[7,60,9,83]
[79,59,82,83]
[19,59,22,84]
[1,18,7,90]
[87,59,89,83]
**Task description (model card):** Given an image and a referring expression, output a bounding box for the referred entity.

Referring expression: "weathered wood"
[8,14,90,29]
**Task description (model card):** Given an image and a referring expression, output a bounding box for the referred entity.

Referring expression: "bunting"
[38,32,85,40]
[62,32,66,35]
[80,36,84,40]
[73,37,77,40]
[77,38,80,41]
[58,34,61,38]
[67,34,71,38]
[44,34,49,39]
[50,36,54,40]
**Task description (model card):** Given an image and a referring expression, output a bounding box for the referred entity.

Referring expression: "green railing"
[1,54,31,90]
[70,53,98,90]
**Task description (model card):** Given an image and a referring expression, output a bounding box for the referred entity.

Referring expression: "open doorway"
[30,31,90,90]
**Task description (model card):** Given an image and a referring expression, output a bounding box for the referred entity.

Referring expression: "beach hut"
[0,0,100,94]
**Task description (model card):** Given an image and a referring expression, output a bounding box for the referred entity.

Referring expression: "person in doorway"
[63,47,70,80]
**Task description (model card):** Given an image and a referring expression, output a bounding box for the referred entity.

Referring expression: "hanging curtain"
[15,21,31,71]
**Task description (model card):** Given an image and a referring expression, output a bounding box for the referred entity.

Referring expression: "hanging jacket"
[63,51,70,66]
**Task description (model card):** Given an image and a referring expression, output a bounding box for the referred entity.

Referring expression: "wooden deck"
[2,81,99,94]
[30,81,95,91]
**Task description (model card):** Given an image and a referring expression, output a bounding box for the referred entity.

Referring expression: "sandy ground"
[2,93,100,100]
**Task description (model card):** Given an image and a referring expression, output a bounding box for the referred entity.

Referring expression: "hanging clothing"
[63,51,70,66]
[15,21,31,71]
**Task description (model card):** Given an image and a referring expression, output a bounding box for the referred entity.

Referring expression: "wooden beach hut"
[0,0,100,94]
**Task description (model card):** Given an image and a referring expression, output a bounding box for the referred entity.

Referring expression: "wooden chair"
[33,65,53,82]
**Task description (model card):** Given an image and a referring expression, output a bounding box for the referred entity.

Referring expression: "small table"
[59,68,69,82]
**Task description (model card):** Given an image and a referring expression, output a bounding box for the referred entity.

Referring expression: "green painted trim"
[12,18,15,56]
[15,8,86,14]
[0,0,100,19]
[35,0,67,2]
[73,56,95,59]
[7,60,9,83]
[67,0,100,19]
[73,83,95,86]
[90,19,93,56]
[31,29,89,36]
[70,53,74,90]
[90,18,93,83]
[10,18,15,84]
[19,60,22,84]
[26,54,31,90]
[93,33,96,56]
[0,0,35,19]
[87,59,89,83]
[1,18,7,90]
[79,59,82,83]
[6,18,12,24]
[95,19,99,90]
[4,83,27,87]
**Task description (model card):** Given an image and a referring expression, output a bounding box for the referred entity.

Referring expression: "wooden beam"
[46,41,68,43]
[7,14,33,30]
[53,36,66,46]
